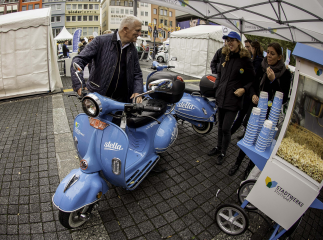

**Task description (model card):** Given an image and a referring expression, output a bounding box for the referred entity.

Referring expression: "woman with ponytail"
[208,31,255,166]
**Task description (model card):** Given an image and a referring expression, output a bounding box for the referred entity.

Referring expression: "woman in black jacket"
[208,32,255,165]
[233,42,292,178]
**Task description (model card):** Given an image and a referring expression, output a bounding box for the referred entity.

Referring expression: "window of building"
[145,3,148,7]
[111,1,115,6]
[153,18,157,24]
[72,16,76,21]
[116,1,120,6]
[89,4,93,9]
[140,2,144,6]
[72,4,76,10]
[121,9,124,14]
[116,8,119,14]
[141,11,144,16]
[78,16,82,21]
[145,21,148,26]
[130,10,133,14]
[83,4,88,9]
[78,4,82,10]
[22,5,26,11]
[95,4,99,10]
[35,4,39,9]
[160,19,163,24]
[51,17,55,23]
[111,18,115,24]
[145,11,148,16]
[88,27,93,35]
[125,9,129,14]
[153,8,157,14]
[83,27,87,36]
[0,7,4,15]
[129,1,133,7]
[28,5,33,10]
[170,21,172,27]
[6,5,12,13]
[12,5,17,13]
[164,20,167,26]
[124,1,128,7]
[94,15,98,21]
[89,15,93,21]
[56,16,61,22]
[66,16,71,22]
[83,15,87,21]
[141,21,144,26]
[66,4,71,10]
[164,10,167,15]
[56,4,61,10]
[111,8,115,13]
[94,27,98,34]
[102,2,106,9]
[159,9,163,15]
[169,11,172,17]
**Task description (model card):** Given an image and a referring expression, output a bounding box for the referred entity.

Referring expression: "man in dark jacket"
[210,40,227,74]
[71,15,143,103]
[63,40,69,58]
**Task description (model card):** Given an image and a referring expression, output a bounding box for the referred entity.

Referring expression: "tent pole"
[134,0,137,16]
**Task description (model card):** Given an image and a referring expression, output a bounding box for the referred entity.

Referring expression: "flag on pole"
[72,29,82,53]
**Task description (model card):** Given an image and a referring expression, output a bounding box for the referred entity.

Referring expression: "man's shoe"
[215,154,225,165]
[151,164,165,173]
[228,163,240,176]
[207,147,221,156]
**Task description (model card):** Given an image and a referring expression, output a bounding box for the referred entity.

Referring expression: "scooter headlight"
[82,94,102,117]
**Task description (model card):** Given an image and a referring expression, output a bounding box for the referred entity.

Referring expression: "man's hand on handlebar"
[130,93,142,103]
[77,87,88,96]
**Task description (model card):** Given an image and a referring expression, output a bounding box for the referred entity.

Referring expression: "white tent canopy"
[169,25,246,78]
[0,8,62,99]
[142,0,323,51]
[54,26,73,42]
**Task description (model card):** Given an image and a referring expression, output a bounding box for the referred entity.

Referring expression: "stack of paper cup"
[267,92,284,147]
[266,127,278,148]
[256,120,273,152]
[256,91,268,141]
[243,107,261,146]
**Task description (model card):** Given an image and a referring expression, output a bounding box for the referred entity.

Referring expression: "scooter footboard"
[53,169,109,212]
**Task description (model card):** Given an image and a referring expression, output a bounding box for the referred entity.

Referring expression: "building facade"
[65,0,100,38]
[19,0,42,11]
[43,0,66,38]
[138,1,150,38]
[151,4,176,42]
[0,0,19,15]
[108,0,137,33]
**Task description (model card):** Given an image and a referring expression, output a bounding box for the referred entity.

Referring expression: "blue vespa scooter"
[53,63,185,229]
[146,61,218,135]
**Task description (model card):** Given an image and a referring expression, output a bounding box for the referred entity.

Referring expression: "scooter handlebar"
[142,106,161,112]
[167,66,175,68]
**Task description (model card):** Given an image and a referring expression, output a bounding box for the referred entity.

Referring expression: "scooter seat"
[127,99,168,129]
[184,85,200,95]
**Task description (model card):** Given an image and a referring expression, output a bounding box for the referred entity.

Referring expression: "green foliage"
[245,34,297,66]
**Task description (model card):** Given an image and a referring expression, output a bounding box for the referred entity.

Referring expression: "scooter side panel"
[53,168,109,212]
[154,115,178,153]
[73,114,95,159]
[175,93,215,121]
[100,123,129,188]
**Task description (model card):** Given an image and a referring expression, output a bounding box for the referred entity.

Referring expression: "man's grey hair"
[119,15,142,30]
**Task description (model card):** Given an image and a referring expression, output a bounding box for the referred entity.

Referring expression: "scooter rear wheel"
[192,122,213,134]
[59,204,94,229]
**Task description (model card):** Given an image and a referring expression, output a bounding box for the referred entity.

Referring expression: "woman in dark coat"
[234,42,292,178]
[208,31,255,165]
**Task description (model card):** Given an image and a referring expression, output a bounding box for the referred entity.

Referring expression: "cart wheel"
[238,180,257,210]
[215,203,249,235]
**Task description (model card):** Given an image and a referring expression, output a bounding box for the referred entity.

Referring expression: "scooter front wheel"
[59,204,94,229]
[192,122,213,134]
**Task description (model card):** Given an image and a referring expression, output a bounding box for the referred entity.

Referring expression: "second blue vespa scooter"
[53,63,185,229]
[146,60,218,134]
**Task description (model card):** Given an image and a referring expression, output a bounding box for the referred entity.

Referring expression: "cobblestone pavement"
[0,69,323,240]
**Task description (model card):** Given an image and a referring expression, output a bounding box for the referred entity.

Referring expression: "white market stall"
[0,8,62,99]
[54,26,73,42]
[169,25,246,78]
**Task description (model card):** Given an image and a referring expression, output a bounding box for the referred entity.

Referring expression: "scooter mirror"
[73,62,83,73]
[171,57,177,61]
[148,79,172,92]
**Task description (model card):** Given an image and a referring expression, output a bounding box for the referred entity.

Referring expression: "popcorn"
[277,124,323,183]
